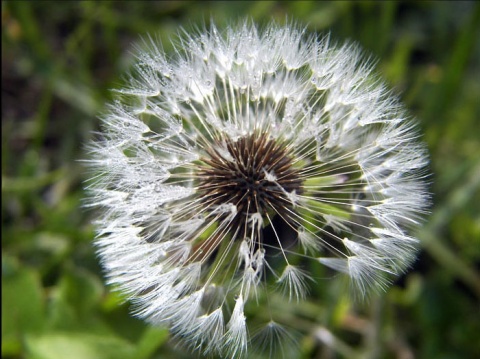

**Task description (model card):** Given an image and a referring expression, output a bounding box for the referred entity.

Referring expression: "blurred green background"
[2,1,480,358]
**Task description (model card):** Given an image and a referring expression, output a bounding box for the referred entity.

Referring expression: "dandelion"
[85,20,429,357]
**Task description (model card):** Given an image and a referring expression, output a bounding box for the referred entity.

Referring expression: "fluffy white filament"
[85,20,429,357]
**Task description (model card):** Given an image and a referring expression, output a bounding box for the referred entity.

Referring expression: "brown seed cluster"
[197,132,303,235]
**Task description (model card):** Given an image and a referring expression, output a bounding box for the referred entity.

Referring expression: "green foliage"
[2,1,479,358]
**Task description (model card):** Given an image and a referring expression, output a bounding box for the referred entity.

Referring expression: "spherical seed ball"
[85,20,430,358]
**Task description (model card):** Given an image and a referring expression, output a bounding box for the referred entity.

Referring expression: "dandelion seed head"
[85,19,430,357]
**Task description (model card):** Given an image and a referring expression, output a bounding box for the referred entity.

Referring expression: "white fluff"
[85,20,429,357]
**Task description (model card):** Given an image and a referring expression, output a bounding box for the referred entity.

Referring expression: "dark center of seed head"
[198,132,303,232]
